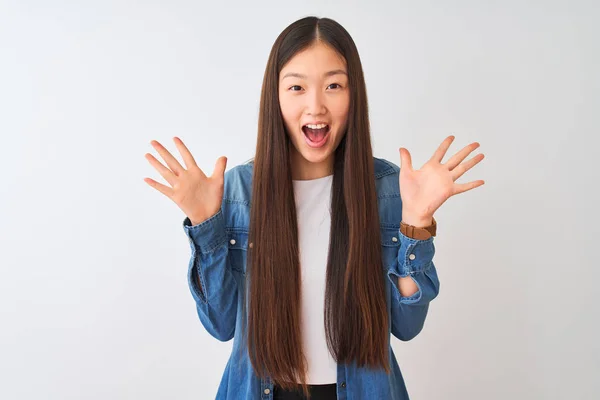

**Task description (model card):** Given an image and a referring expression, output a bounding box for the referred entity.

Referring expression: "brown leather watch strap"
[400,216,437,240]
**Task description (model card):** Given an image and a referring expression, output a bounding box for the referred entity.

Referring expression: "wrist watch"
[400,216,437,240]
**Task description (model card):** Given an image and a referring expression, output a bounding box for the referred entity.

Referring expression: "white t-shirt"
[292,174,337,384]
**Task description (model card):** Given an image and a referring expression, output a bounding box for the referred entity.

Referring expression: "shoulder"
[373,157,401,198]
[373,156,399,179]
[237,157,399,177]
[224,157,400,199]
[222,159,253,206]
[224,158,253,183]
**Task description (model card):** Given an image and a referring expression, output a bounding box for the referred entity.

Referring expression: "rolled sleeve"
[181,209,238,341]
[387,229,440,306]
[183,209,228,255]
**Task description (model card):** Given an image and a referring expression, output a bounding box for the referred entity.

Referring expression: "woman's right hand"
[144,137,227,226]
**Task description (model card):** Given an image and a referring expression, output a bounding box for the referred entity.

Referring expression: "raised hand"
[144,137,227,225]
[398,135,485,221]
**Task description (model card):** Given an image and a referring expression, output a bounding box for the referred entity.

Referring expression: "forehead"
[280,42,347,78]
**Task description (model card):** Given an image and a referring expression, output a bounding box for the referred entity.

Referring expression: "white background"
[1,0,598,399]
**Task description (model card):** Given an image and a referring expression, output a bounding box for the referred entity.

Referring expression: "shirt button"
[264,388,270,394]
[391,236,398,242]
[409,253,416,260]
[340,382,346,388]
[230,239,236,245]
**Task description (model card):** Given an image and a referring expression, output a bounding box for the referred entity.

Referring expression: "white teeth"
[305,123,328,129]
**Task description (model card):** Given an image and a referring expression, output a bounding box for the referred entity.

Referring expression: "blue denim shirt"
[182,157,440,400]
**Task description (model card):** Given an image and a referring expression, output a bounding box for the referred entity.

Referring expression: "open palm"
[399,135,485,219]
[144,137,228,226]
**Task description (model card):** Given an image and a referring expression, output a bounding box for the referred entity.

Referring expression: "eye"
[289,85,303,91]
[327,83,342,90]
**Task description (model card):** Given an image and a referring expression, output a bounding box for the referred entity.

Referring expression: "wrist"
[401,213,433,228]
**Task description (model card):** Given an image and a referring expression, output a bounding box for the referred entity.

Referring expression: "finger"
[145,153,177,186]
[172,137,200,171]
[150,140,185,175]
[212,156,228,179]
[429,135,455,164]
[451,153,485,181]
[445,142,481,171]
[452,180,485,196]
[143,177,175,198]
[399,148,413,172]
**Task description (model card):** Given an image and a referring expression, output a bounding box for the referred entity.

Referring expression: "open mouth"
[302,123,330,148]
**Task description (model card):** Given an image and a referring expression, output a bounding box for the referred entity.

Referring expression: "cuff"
[183,209,228,254]
[387,229,436,304]
[394,229,435,276]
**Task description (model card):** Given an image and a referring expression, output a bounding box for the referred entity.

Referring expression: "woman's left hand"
[398,135,485,223]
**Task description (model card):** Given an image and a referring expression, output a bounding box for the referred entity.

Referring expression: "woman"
[144,16,484,400]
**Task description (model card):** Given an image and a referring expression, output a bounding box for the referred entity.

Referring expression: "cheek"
[330,95,350,123]
[279,97,301,130]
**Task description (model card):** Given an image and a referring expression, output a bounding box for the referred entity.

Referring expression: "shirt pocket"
[380,225,401,270]
[227,229,249,275]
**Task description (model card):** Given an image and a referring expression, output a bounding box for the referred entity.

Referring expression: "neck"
[290,149,334,180]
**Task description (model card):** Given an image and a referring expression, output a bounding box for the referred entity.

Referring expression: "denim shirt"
[182,157,440,400]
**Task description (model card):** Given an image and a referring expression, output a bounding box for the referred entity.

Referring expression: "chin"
[299,151,332,164]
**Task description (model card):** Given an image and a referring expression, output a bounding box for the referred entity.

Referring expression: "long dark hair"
[241,16,389,398]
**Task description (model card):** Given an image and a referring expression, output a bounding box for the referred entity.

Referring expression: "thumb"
[214,156,228,179]
[399,148,413,171]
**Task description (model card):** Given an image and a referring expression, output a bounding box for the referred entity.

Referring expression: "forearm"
[398,276,419,297]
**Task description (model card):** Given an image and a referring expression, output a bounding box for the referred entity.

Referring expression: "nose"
[306,89,326,116]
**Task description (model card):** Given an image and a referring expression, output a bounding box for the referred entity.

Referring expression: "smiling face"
[279,41,350,180]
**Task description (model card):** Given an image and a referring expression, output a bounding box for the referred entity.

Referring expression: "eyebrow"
[281,69,348,80]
